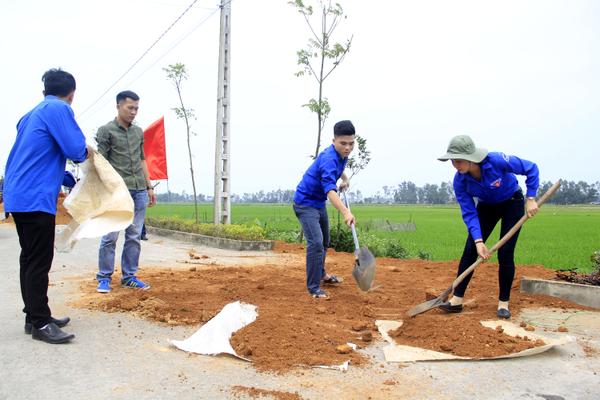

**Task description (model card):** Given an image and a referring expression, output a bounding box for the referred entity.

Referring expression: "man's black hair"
[42,68,76,97]
[333,120,355,137]
[116,90,140,104]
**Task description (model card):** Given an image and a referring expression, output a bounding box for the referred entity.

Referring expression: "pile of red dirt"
[73,242,584,373]
[0,193,72,225]
[388,314,544,358]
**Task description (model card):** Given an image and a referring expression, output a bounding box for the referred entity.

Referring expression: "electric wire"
[78,0,202,119]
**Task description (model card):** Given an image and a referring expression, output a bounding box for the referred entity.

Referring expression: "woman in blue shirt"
[437,135,540,319]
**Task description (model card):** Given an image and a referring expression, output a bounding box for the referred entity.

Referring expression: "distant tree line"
[154,180,600,205]
[539,180,599,205]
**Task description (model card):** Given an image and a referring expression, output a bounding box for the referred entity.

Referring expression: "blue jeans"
[97,190,148,282]
[293,203,330,293]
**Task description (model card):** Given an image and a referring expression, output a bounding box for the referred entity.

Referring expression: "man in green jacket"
[95,90,156,293]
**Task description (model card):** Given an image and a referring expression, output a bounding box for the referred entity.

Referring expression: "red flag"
[143,116,168,180]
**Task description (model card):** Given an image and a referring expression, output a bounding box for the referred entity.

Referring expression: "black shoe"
[497,308,511,319]
[31,322,74,344]
[438,301,463,313]
[25,316,70,334]
[141,235,148,241]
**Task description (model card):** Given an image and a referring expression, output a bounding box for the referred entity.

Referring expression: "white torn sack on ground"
[376,319,574,362]
[55,151,133,252]
[171,301,258,360]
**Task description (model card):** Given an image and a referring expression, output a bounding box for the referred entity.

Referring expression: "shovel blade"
[406,287,452,317]
[352,246,376,292]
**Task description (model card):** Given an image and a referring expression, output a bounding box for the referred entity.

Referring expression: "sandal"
[322,274,343,285]
[310,289,329,299]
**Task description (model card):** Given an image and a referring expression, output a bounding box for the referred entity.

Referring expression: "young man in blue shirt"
[293,120,357,298]
[4,68,90,344]
[437,135,539,319]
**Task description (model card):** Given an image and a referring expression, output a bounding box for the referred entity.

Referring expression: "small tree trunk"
[176,83,199,223]
[186,127,199,223]
[314,7,328,159]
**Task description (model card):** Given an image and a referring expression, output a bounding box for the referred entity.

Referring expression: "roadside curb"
[146,226,274,251]
[520,276,600,309]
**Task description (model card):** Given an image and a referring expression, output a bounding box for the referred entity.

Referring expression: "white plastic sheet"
[171,301,258,360]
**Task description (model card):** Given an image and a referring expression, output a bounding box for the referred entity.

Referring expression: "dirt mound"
[73,244,584,373]
[555,269,600,286]
[0,193,72,225]
[388,314,543,357]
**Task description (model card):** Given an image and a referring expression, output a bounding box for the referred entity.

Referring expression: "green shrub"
[264,228,300,243]
[258,220,300,243]
[330,229,410,259]
[386,241,409,259]
[360,234,388,257]
[418,249,432,260]
[146,217,266,241]
[591,250,600,273]
[329,226,355,253]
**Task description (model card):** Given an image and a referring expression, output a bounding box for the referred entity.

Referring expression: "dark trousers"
[454,192,525,302]
[12,212,56,329]
[293,204,330,293]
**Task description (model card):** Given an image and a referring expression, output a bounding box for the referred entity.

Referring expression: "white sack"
[55,151,133,251]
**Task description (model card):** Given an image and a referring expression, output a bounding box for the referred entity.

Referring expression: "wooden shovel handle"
[450,180,561,292]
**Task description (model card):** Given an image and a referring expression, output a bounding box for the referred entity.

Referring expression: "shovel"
[407,180,561,317]
[342,192,376,291]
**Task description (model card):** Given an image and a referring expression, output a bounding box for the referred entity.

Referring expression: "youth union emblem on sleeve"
[491,178,502,188]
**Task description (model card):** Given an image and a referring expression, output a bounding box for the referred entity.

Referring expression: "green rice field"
[147,203,600,272]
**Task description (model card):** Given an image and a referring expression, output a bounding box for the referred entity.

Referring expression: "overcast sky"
[1,0,598,196]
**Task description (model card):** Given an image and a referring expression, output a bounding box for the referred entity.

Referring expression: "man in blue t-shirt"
[4,68,90,344]
[293,120,357,298]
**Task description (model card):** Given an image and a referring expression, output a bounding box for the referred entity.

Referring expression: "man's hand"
[148,188,157,207]
[526,198,539,218]
[85,144,95,159]
[475,241,490,260]
[338,179,350,193]
[343,210,356,226]
[327,189,354,226]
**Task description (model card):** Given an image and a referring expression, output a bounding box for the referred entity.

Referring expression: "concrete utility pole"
[213,0,232,224]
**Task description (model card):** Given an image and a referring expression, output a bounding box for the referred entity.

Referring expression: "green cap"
[438,135,488,163]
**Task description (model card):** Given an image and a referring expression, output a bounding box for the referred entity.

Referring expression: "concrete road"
[0,223,598,400]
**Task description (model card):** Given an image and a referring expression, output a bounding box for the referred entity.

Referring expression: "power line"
[81,7,222,121]
[78,0,201,119]
[122,7,222,96]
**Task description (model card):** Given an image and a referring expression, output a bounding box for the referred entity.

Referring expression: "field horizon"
[147,203,600,273]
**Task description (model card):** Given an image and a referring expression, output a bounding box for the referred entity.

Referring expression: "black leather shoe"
[25,316,70,334]
[497,308,511,319]
[31,322,74,344]
[438,301,463,313]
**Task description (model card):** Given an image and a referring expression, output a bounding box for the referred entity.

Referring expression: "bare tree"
[164,63,199,223]
[289,0,353,158]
